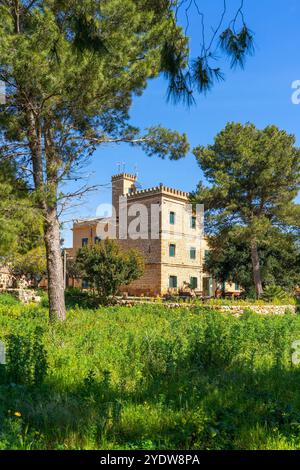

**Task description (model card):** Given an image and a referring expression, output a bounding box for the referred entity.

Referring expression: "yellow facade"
[70,174,240,297]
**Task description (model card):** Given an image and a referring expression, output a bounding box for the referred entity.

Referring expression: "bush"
[75,239,144,303]
[65,288,100,309]
[4,327,48,386]
[262,285,290,302]
[0,293,19,306]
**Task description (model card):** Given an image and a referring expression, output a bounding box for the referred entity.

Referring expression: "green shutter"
[169,244,176,257]
[191,216,196,229]
[169,276,177,288]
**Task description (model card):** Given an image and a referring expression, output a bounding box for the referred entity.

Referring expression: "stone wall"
[0,268,12,289]
[118,191,163,295]
[1,289,41,304]
[208,304,297,315]
[164,303,297,315]
[116,299,297,315]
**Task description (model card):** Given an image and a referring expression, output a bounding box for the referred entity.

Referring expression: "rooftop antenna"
[134,164,139,179]
[116,162,122,173]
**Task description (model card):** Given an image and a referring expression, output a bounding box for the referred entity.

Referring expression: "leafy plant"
[0,293,19,306]
[75,240,144,304]
[5,327,48,386]
[192,123,300,298]
[262,286,289,303]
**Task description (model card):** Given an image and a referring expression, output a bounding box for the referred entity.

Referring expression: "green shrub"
[5,327,48,386]
[65,287,100,309]
[0,293,19,306]
[262,285,290,302]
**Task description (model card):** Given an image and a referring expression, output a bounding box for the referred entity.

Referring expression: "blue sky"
[62,0,300,246]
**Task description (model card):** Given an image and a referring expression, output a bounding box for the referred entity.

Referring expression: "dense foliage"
[0,0,189,320]
[0,0,255,321]
[0,160,44,267]
[193,123,300,297]
[205,228,300,295]
[12,246,47,286]
[1,297,300,450]
[75,240,145,303]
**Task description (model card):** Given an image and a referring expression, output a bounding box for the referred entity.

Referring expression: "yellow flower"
[14,411,21,417]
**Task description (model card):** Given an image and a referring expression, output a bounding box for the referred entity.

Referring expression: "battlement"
[73,217,109,227]
[111,173,137,182]
[126,184,189,200]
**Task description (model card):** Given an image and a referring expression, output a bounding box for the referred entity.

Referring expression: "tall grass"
[0,302,300,449]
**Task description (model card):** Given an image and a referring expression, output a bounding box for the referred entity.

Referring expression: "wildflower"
[14,411,22,417]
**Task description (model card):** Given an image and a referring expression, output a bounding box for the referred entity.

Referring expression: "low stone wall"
[117,299,297,315]
[0,288,41,304]
[202,304,297,316]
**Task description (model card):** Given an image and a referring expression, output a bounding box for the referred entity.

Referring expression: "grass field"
[1,294,300,450]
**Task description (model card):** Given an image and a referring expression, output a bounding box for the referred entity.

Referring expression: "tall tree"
[193,123,300,297]
[0,1,253,320]
[205,228,300,295]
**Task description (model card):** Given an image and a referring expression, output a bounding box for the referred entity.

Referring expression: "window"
[94,236,101,244]
[169,211,175,225]
[82,280,89,289]
[204,249,210,261]
[191,216,196,229]
[235,282,240,291]
[169,276,178,288]
[169,244,176,257]
[203,276,214,297]
[190,277,198,289]
[190,247,196,260]
[82,238,88,247]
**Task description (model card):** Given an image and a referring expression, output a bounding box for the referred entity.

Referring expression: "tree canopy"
[75,239,145,303]
[0,1,254,320]
[205,228,300,296]
[0,160,43,261]
[193,123,300,296]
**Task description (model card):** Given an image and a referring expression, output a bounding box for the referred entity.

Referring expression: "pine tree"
[0,2,254,320]
[193,123,300,297]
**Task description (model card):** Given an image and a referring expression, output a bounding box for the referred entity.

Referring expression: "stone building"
[0,266,13,289]
[70,173,240,297]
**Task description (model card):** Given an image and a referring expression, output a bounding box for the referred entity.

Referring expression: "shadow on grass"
[2,357,300,450]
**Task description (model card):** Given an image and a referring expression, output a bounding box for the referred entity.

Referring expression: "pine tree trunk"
[44,206,66,322]
[27,111,66,322]
[44,124,66,322]
[250,239,263,298]
[18,11,66,322]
